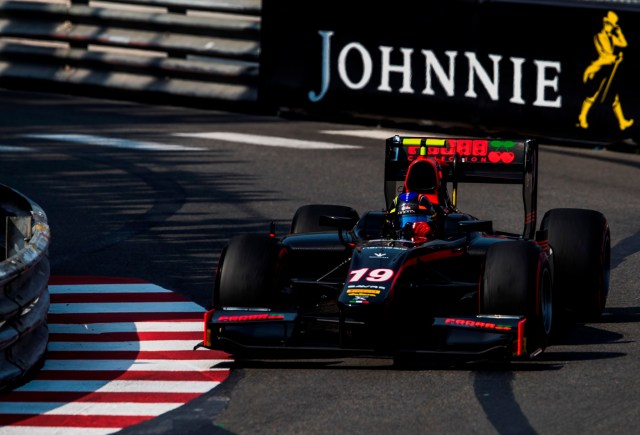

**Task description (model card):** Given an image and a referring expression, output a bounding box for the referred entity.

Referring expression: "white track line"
[48,321,202,334]
[21,134,203,151]
[173,132,362,149]
[48,340,203,351]
[320,129,455,139]
[15,380,216,393]
[42,359,226,371]
[0,402,182,416]
[0,145,35,152]
[320,129,406,139]
[49,301,203,313]
[49,283,173,293]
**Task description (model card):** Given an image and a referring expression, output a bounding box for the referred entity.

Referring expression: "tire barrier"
[0,0,261,106]
[0,184,50,390]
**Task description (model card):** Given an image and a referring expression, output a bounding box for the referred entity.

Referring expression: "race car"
[196,135,610,364]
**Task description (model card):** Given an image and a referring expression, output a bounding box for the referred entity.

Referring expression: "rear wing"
[384,136,539,239]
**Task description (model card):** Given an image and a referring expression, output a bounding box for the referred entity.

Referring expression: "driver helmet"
[390,192,436,242]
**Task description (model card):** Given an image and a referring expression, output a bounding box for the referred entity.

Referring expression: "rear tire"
[290,204,359,234]
[541,208,610,322]
[213,234,285,309]
[482,241,552,357]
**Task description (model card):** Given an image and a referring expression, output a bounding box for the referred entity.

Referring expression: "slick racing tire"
[213,233,286,309]
[290,204,359,234]
[541,208,610,322]
[482,241,553,358]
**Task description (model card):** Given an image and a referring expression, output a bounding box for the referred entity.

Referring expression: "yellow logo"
[577,11,634,131]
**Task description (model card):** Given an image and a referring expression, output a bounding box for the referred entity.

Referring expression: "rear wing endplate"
[384,136,539,239]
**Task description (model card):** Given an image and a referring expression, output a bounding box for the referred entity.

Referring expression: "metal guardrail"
[0,0,261,105]
[0,184,50,390]
[0,0,258,389]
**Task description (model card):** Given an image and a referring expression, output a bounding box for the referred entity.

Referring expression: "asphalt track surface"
[0,89,638,434]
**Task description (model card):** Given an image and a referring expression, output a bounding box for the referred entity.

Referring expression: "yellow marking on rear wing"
[401,138,447,147]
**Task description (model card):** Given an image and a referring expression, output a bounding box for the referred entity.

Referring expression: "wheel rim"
[601,232,611,306]
[540,267,553,335]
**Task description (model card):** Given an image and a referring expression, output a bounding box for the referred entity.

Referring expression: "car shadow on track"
[216,356,569,372]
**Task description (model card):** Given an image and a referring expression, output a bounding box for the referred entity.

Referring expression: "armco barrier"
[0,184,50,390]
[0,0,261,105]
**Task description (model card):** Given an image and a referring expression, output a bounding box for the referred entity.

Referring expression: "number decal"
[349,268,369,282]
[349,268,394,282]
[367,268,394,282]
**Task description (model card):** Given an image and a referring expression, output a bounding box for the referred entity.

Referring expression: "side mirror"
[318,215,358,230]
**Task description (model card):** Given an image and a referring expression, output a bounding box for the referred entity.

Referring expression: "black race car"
[197,136,610,364]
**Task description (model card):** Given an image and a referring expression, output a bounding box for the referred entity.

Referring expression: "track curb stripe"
[0,391,202,403]
[47,312,203,323]
[0,277,229,434]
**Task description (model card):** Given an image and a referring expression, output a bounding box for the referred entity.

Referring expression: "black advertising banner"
[260,0,640,145]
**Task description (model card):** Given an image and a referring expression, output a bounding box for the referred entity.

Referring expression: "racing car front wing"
[197,308,533,362]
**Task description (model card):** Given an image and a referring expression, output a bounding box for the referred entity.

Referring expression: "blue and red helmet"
[391,192,436,230]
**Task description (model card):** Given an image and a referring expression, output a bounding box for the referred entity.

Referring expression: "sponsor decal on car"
[346,288,382,297]
[217,313,285,322]
[442,318,513,331]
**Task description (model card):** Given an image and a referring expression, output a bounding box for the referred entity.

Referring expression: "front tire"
[541,208,610,322]
[482,241,553,357]
[212,233,285,309]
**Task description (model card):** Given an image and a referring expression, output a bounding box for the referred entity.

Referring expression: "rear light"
[203,309,215,347]
[514,318,526,356]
